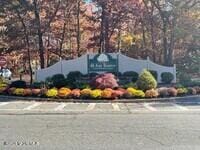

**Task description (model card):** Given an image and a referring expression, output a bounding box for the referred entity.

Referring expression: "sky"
[85,0,92,3]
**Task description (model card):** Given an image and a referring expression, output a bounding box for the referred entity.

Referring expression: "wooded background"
[0,0,199,82]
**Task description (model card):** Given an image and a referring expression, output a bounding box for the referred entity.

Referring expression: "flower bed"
[0,71,199,101]
[0,86,199,100]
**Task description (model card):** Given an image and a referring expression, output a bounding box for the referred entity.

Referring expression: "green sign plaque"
[88,53,118,73]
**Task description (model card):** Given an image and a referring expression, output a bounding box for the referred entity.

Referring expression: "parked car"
[0,68,12,80]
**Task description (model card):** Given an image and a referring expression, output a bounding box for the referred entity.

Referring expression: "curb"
[0,95,199,103]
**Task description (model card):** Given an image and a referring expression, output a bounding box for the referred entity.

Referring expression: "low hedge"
[149,70,158,80]
[10,80,27,88]
[161,72,174,84]
[123,71,139,82]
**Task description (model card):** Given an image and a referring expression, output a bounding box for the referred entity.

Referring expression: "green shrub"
[67,71,83,80]
[51,74,66,88]
[88,72,99,78]
[117,72,123,77]
[123,71,139,82]
[189,81,200,87]
[181,80,200,87]
[66,71,83,88]
[161,72,174,84]
[81,74,87,78]
[75,82,91,89]
[10,80,27,88]
[45,77,53,88]
[136,69,157,91]
[32,82,44,88]
[177,71,200,86]
[123,82,137,89]
[174,84,184,89]
[178,73,191,85]
[149,70,158,80]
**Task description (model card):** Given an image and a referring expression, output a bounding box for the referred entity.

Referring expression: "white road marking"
[143,103,157,111]
[172,104,189,111]
[0,102,9,107]
[54,103,67,111]
[23,103,41,110]
[86,103,96,111]
[112,103,120,111]
[0,102,197,112]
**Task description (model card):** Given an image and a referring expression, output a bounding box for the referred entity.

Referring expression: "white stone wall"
[118,54,147,74]
[61,55,88,75]
[36,53,176,83]
[36,55,88,81]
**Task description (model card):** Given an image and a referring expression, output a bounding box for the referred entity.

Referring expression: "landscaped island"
[0,70,199,100]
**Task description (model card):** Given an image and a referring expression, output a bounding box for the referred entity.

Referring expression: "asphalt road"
[0,96,200,114]
[0,113,200,150]
[1,100,200,150]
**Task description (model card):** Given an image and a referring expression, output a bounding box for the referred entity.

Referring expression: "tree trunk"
[46,35,50,66]
[59,21,67,58]
[104,4,111,52]
[162,17,169,66]
[69,27,73,58]
[117,29,121,52]
[76,0,81,57]
[99,3,106,53]
[142,20,146,49]
[33,0,45,69]
[168,18,176,66]
[26,37,33,84]
[150,18,157,62]
[104,5,110,52]
[104,15,109,52]
[16,11,33,84]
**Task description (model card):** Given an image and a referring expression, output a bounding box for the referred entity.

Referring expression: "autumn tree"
[90,0,143,53]
[142,0,200,66]
[0,0,199,78]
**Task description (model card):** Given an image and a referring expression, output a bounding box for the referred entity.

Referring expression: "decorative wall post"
[146,56,150,70]
[117,53,119,76]
[87,54,89,75]
[35,70,37,81]
[60,57,63,74]
[173,64,177,83]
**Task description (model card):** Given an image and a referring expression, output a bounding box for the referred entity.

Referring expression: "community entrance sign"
[36,53,176,83]
[88,53,118,73]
